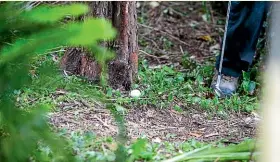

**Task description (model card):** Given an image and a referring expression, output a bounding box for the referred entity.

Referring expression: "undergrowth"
[37,129,257,162]
[8,1,263,161]
[19,51,261,115]
[14,48,261,161]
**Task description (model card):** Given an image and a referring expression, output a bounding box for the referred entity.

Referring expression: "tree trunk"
[60,2,138,91]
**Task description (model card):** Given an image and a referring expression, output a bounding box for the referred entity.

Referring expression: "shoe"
[211,70,239,98]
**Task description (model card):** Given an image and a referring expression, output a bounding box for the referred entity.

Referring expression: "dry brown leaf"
[188,132,202,138]
[199,35,212,42]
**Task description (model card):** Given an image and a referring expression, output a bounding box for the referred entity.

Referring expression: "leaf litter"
[49,2,259,143]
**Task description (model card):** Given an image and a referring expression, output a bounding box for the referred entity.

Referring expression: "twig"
[94,116,110,129]
[63,70,69,77]
[92,108,109,113]
[138,23,190,47]
[139,49,161,63]
[153,127,178,131]
[80,99,91,108]
[208,2,215,24]
[204,132,219,138]
[179,45,185,55]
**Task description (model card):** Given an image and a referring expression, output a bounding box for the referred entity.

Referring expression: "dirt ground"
[50,2,259,143]
[50,99,258,143]
[137,2,226,65]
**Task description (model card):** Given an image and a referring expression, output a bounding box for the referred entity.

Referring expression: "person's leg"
[212,1,269,97]
[216,1,268,77]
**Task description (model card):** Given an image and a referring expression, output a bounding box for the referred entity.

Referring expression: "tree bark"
[60,2,138,90]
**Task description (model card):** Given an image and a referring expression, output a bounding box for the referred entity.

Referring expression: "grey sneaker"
[211,70,239,98]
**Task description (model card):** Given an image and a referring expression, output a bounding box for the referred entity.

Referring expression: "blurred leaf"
[68,18,117,46]
[248,81,256,94]
[115,104,127,115]
[22,3,89,23]
[0,2,117,161]
[131,138,147,157]
[163,140,258,162]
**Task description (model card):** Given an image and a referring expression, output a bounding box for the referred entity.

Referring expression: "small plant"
[202,1,211,22]
[132,59,259,112]
[0,2,116,161]
[240,71,257,95]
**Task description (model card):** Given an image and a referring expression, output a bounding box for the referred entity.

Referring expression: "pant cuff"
[216,66,242,78]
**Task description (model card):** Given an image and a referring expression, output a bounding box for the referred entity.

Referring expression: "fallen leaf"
[210,43,220,53]
[152,137,161,143]
[189,21,199,28]
[199,35,212,42]
[245,117,252,124]
[199,128,206,131]
[202,14,208,22]
[149,2,159,8]
[190,55,196,59]
[136,2,141,8]
[188,132,202,138]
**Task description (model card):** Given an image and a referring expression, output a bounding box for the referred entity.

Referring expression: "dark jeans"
[216,1,269,77]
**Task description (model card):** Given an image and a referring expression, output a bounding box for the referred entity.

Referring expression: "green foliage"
[55,131,256,162]
[1,1,261,161]
[21,4,89,23]
[131,58,259,112]
[240,71,257,95]
[0,2,116,161]
[163,139,258,162]
[202,1,211,23]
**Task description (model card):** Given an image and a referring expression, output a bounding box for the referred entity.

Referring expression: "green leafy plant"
[240,71,257,95]
[163,139,259,162]
[0,2,116,161]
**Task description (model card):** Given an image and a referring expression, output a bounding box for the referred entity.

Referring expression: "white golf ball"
[130,89,141,98]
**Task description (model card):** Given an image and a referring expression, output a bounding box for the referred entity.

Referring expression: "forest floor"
[48,2,261,143]
[19,2,264,161]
